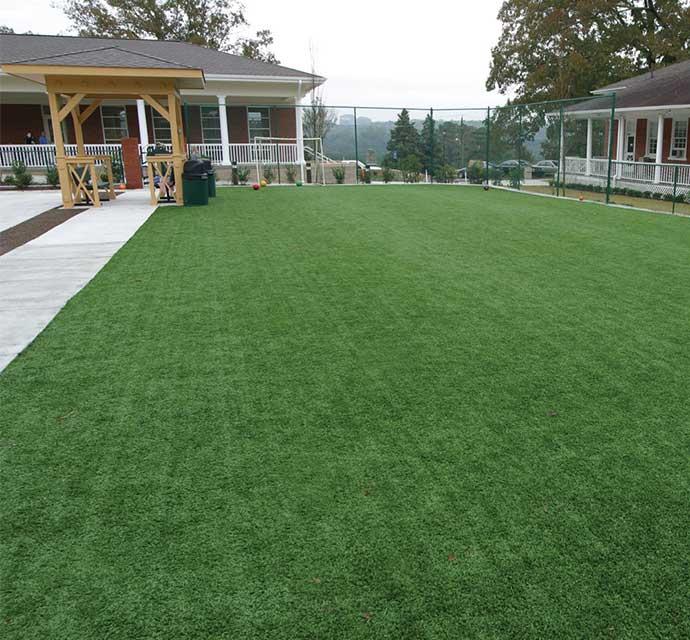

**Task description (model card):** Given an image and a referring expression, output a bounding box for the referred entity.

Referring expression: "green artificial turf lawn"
[1,186,689,639]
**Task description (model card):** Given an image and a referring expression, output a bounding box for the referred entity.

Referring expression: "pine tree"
[385,109,421,168]
[420,114,442,178]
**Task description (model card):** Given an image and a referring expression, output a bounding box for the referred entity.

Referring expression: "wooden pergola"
[2,57,205,207]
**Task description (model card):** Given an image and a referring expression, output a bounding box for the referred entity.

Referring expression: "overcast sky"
[0,0,507,115]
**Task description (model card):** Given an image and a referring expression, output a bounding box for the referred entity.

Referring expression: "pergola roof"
[9,46,199,70]
[0,33,324,83]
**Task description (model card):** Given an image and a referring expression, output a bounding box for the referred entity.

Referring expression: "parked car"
[498,159,531,174]
[531,160,558,177]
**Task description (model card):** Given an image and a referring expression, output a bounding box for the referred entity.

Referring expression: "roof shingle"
[0,33,321,80]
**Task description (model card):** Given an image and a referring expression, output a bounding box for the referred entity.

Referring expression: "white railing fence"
[0,143,304,168]
[565,156,690,187]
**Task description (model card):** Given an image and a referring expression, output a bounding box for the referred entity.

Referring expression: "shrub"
[400,155,421,183]
[5,160,33,190]
[381,167,395,183]
[286,165,297,183]
[263,166,275,184]
[237,168,250,184]
[508,167,523,189]
[332,165,345,184]
[435,164,457,184]
[45,164,59,187]
[467,163,485,184]
[110,154,124,183]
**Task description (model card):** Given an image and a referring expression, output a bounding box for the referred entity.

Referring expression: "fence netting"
[3,93,688,215]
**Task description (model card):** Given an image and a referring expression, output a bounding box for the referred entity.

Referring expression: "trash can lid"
[183,159,206,175]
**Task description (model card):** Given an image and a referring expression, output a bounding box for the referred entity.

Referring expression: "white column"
[655,114,664,184]
[218,95,231,165]
[295,81,305,183]
[585,118,593,176]
[616,116,625,178]
[136,99,149,153]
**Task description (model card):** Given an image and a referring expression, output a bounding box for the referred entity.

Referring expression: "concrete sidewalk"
[0,190,63,232]
[0,190,157,372]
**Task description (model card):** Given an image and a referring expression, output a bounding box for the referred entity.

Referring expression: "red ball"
[252,183,260,190]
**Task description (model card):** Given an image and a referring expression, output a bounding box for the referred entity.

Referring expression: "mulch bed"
[0,207,83,256]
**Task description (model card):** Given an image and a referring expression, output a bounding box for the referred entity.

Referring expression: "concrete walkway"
[0,190,63,232]
[0,190,157,372]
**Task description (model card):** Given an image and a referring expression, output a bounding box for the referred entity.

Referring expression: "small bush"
[237,168,250,184]
[400,155,421,183]
[508,167,523,189]
[467,163,485,184]
[332,165,345,184]
[286,165,297,183]
[382,167,395,183]
[5,160,33,190]
[45,164,59,187]
[435,165,457,184]
[263,166,275,184]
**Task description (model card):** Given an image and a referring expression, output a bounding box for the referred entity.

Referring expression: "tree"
[60,0,279,62]
[487,0,690,102]
[385,109,421,168]
[420,114,442,178]
[0,25,15,33]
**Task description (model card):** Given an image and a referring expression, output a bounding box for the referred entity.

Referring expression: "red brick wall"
[185,105,203,143]
[635,119,647,160]
[82,107,103,143]
[126,105,140,142]
[271,107,296,138]
[1,104,44,143]
[228,107,249,143]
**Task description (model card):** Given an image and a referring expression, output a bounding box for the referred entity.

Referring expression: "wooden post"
[89,162,101,207]
[71,104,85,156]
[47,90,73,208]
[147,162,156,204]
[168,92,184,205]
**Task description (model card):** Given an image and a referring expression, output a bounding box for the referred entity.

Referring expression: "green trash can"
[182,160,209,206]
[201,159,216,197]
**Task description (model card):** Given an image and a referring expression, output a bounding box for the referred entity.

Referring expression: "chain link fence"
[168,97,690,215]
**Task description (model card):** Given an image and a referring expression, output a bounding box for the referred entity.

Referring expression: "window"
[152,111,171,144]
[248,107,271,141]
[647,120,658,156]
[670,120,688,159]
[201,106,222,143]
[101,106,129,143]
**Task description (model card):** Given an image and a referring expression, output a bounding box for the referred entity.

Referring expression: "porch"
[564,157,690,193]
[0,142,306,169]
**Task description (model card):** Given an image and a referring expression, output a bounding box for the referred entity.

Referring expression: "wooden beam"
[47,76,177,97]
[47,90,73,208]
[142,94,170,122]
[57,93,85,122]
[2,64,203,79]
[78,99,103,123]
[71,108,85,155]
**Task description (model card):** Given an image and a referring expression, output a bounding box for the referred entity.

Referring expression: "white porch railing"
[0,144,124,168]
[565,156,690,187]
[0,142,302,168]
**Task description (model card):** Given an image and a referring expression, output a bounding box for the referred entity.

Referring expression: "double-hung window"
[248,107,271,141]
[152,111,172,144]
[201,106,222,143]
[647,120,658,156]
[101,106,129,143]
[670,120,688,159]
